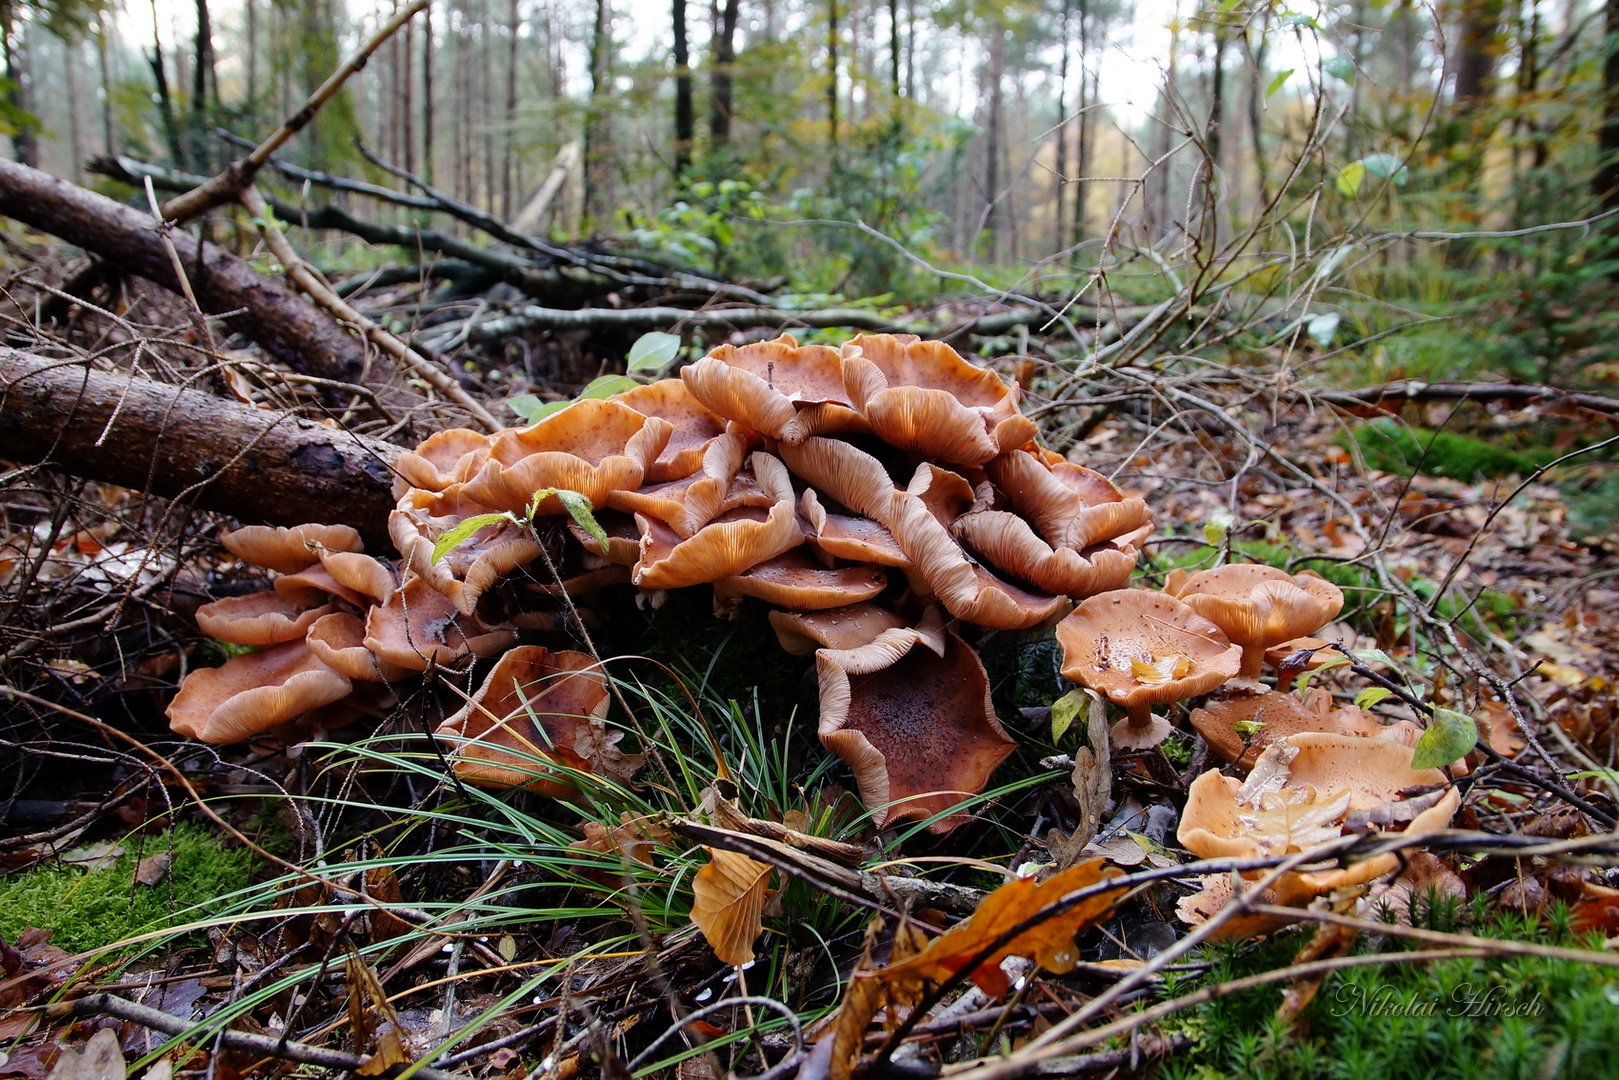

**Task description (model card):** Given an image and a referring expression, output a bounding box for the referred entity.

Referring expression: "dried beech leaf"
[877,858,1126,996]
[1276,921,1359,1025]
[44,1028,124,1080]
[1238,787,1352,853]
[1130,654,1192,684]
[691,848,774,966]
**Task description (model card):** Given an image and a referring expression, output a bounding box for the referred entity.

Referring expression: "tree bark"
[1596,0,1619,216]
[673,0,693,173]
[0,160,402,405]
[826,0,839,161]
[709,0,738,148]
[0,349,400,544]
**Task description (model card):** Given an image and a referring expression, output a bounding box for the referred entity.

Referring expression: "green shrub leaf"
[627,331,683,374]
[432,512,518,564]
[1411,707,1479,769]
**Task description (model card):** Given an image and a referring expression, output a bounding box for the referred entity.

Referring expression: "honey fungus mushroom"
[1055,590,1242,749]
[1164,564,1344,680]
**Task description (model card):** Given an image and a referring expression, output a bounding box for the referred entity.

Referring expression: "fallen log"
[0,349,400,545]
[1312,380,1619,420]
[0,160,424,417]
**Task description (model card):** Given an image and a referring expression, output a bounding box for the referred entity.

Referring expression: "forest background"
[7,0,1616,383]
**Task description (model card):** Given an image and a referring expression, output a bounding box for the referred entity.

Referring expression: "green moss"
[1164,907,1619,1080]
[0,822,257,955]
[1343,418,1552,482]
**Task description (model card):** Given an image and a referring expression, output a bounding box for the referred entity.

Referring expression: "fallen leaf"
[1130,654,1192,684]
[1067,689,1112,850]
[1238,787,1353,854]
[133,853,171,887]
[1276,921,1358,1025]
[44,1028,123,1080]
[876,858,1127,996]
[58,841,124,868]
[691,848,774,966]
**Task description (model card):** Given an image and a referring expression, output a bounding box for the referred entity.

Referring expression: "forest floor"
[4,269,1619,1080]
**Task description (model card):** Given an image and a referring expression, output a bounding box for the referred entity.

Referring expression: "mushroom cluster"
[167,334,1158,830]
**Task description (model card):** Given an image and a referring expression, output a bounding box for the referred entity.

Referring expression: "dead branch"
[1313,379,1619,420]
[0,348,400,544]
[237,186,502,431]
[46,994,465,1080]
[0,160,422,417]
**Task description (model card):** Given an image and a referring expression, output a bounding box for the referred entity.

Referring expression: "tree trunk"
[422,0,435,184]
[1073,0,1091,250]
[888,0,900,102]
[1598,0,1619,234]
[709,0,738,148]
[983,20,1004,261]
[146,0,184,168]
[826,0,840,161]
[583,0,611,224]
[673,0,693,173]
[0,349,400,544]
[504,0,520,217]
[2,2,36,167]
[65,39,84,182]
[1055,0,1071,252]
[96,17,116,155]
[1452,0,1506,111]
[191,0,217,166]
[245,0,257,105]
[0,160,406,406]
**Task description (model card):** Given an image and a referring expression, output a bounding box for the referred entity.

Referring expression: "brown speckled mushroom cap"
[1189,687,1384,769]
[433,645,640,795]
[1055,590,1241,749]
[816,610,1016,833]
[1165,564,1344,678]
[166,640,352,743]
[363,576,518,672]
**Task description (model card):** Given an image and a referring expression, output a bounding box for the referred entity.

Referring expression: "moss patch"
[0,822,257,955]
[1344,418,1552,482]
[1162,901,1619,1080]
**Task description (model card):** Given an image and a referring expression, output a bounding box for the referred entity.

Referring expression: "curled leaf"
[692,848,774,966]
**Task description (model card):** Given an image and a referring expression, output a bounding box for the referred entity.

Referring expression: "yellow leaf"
[1131,654,1192,684]
[691,848,774,966]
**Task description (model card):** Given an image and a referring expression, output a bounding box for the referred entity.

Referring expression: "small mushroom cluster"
[1052,563,1346,749]
[167,334,1158,828]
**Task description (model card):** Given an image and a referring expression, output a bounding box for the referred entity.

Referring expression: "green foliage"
[0,823,257,955]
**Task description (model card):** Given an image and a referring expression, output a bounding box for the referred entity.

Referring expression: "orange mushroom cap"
[712,549,888,614]
[631,452,803,590]
[305,611,411,682]
[816,610,1016,833]
[1055,590,1241,749]
[1178,732,1460,894]
[952,508,1139,599]
[798,489,909,567]
[363,575,518,672]
[984,450,1153,551]
[1188,687,1385,769]
[839,334,1036,464]
[612,377,730,483]
[391,428,494,497]
[194,588,338,646]
[679,334,865,443]
[433,645,640,795]
[768,602,909,655]
[220,523,364,574]
[607,426,749,538]
[166,640,352,743]
[462,398,673,514]
[1164,564,1345,679]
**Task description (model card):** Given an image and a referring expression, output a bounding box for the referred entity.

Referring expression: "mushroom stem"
[1124,700,1154,731]
[1239,644,1266,680]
